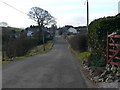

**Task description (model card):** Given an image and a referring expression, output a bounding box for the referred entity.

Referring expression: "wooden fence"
[107,32,120,66]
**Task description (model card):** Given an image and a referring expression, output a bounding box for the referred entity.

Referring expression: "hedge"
[88,16,120,67]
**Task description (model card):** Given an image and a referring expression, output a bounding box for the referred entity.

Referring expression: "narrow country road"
[3,35,91,88]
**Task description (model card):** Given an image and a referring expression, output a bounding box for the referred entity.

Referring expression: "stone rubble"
[83,61,120,88]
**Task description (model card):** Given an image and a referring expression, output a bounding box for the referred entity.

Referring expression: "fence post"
[106,32,109,63]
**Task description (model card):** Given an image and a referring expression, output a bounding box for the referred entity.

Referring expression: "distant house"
[68,28,77,34]
[26,26,39,38]
[27,31,33,37]
[116,13,120,17]
[26,26,54,40]
[59,25,87,35]
[44,31,53,40]
[75,26,87,33]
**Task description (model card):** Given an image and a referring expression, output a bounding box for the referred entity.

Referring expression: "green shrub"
[88,53,106,67]
[79,52,91,61]
[88,16,120,67]
[68,34,88,52]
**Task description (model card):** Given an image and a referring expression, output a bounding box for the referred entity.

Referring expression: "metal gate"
[106,32,120,66]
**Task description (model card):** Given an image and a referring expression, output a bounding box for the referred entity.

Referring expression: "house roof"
[116,13,120,17]
[68,28,77,33]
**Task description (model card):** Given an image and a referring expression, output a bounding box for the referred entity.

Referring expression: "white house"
[27,31,33,37]
[68,28,77,34]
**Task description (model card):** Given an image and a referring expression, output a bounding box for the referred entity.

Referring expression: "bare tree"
[28,7,56,31]
[0,22,8,27]
[28,7,56,50]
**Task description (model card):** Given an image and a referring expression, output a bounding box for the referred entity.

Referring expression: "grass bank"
[71,48,91,65]
[66,35,91,65]
[1,40,54,65]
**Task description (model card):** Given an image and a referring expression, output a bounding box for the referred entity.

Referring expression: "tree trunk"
[38,22,45,51]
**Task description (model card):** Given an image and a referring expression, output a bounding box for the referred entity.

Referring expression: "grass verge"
[65,35,91,65]
[1,40,54,65]
[71,48,91,65]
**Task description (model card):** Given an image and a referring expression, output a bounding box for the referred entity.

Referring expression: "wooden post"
[87,0,89,30]
[107,32,109,63]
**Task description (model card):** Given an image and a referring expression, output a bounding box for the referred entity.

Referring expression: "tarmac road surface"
[2,35,92,88]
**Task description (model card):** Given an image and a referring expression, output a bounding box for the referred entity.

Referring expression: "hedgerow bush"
[67,34,88,52]
[88,16,120,67]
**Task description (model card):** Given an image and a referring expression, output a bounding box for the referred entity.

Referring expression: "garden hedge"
[88,16,120,67]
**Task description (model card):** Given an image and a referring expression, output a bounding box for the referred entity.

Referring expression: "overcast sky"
[0,0,119,28]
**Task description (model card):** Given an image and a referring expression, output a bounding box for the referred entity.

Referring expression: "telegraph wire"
[0,0,28,15]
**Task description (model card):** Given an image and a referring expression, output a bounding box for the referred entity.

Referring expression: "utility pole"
[86,0,90,51]
[42,26,45,51]
[87,0,89,31]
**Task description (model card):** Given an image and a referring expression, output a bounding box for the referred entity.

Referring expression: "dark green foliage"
[2,27,38,60]
[88,53,106,67]
[4,38,38,58]
[12,38,38,57]
[88,16,120,67]
[68,34,88,52]
[2,26,54,60]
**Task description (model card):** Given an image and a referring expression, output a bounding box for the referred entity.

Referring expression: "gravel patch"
[98,80,119,88]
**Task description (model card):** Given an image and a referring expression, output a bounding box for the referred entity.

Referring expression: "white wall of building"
[119,1,120,13]
[68,28,77,34]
